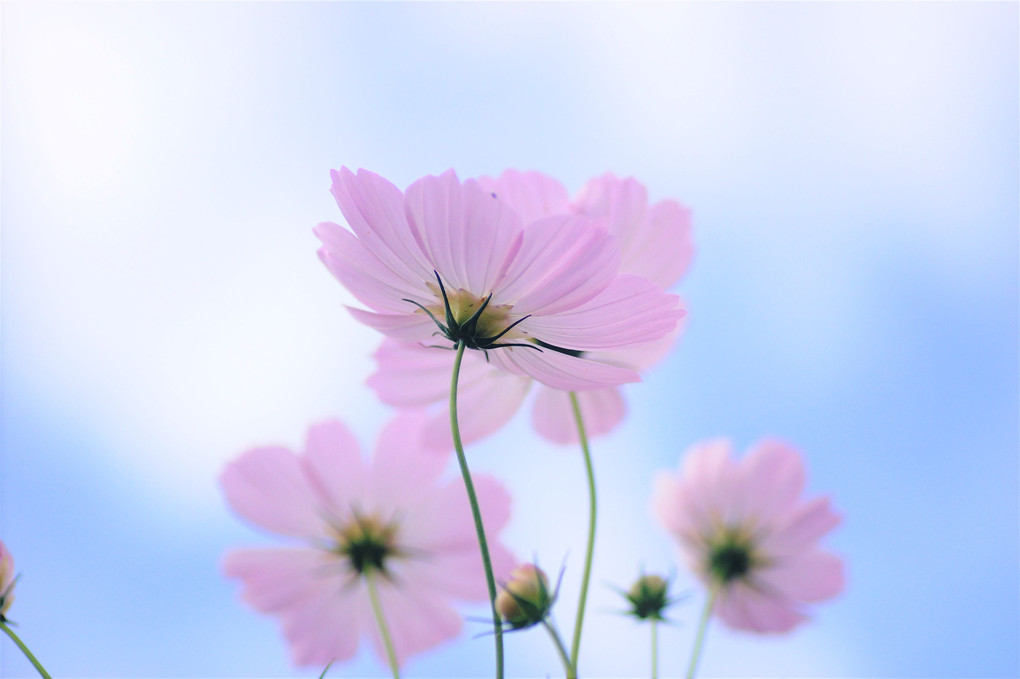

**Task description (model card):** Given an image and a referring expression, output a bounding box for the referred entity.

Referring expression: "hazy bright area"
[2,2,1017,677]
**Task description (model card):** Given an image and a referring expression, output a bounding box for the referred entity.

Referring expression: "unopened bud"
[0,540,16,619]
[495,564,551,629]
[623,573,671,621]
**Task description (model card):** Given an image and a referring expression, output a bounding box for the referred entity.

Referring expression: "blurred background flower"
[1,2,1016,677]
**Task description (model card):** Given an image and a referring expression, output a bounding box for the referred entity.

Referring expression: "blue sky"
[2,2,1017,677]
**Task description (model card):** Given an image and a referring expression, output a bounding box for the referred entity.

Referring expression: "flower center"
[706,531,756,585]
[333,513,400,576]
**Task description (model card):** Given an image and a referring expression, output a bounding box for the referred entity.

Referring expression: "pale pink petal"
[223,548,335,613]
[330,167,433,287]
[522,275,684,351]
[761,497,842,557]
[301,420,365,522]
[282,574,365,667]
[346,306,435,342]
[530,386,626,444]
[496,215,620,315]
[734,439,806,526]
[490,345,640,390]
[592,316,685,373]
[623,199,694,288]
[368,340,456,407]
[396,542,513,601]
[477,169,571,226]
[756,550,844,603]
[404,171,523,294]
[370,411,451,503]
[422,361,531,450]
[715,583,806,633]
[220,446,324,538]
[401,475,513,554]
[573,174,693,288]
[314,222,430,313]
[369,586,462,668]
[650,472,686,536]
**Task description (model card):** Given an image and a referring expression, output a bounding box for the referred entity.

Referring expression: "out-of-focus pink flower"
[651,439,844,633]
[0,540,15,619]
[369,170,692,448]
[315,168,683,391]
[220,413,515,668]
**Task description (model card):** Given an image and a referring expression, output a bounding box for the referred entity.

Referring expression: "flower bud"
[623,573,672,621]
[0,540,16,619]
[495,564,551,629]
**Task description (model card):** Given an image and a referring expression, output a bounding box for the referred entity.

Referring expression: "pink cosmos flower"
[651,439,844,633]
[0,540,15,619]
[220,413,515,668]
[315,168,683,391]
[368,170,693,448]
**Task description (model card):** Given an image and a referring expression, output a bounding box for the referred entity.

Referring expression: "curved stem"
[568,391,596,677]
[541,620,575,679]
[365,570,400,679]
[651,618,659,679]
[685,588,717,679]
[450,341,504,678]
[0,620,52,679]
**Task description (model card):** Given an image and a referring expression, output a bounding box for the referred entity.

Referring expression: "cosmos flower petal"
[369,588,463,669]
[315,222,430,312]
[530,386,626,444]
[522,274,684,350]
[368,339,458,406]
[405,171,523,294]
[757,549,845,603]
[330,167,433,287]
[220,446,324,537]
[489,345,640,391]
[301,420,365,522]
[630,199,694,288]
[761,496,842,557]
[715,583,806,633]
[400,476,513,555]
[422,363,532,451]
[371,411,450,500]
[223,548,334,614]
[282,576,366,667]
[477,169,571,227]
[346,306,435,342]
[496,215,620,315]
[735,439,807,524]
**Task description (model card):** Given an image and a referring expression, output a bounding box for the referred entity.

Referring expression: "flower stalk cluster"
[206,165,845,679]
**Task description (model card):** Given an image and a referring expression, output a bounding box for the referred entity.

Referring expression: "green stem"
[685,588,717,679]
[0,620,52,679]
[450,341,504,679]
[541,620,575,679]
[365,570,400,679]
[651,618,659,679]
[568,391,596,677]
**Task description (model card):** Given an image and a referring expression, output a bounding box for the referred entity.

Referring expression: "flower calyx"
[405,272,537,353]
[617,572,683,622]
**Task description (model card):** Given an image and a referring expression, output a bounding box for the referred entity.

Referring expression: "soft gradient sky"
[2,2,1017,678]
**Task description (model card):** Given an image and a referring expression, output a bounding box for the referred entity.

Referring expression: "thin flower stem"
[365,570,400,679]
[0,620,52,679]
[541,620,576,679]
[450,341,504,679]
[651,618,659,679]
[685,588,718,679]
[568,391,596,677]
